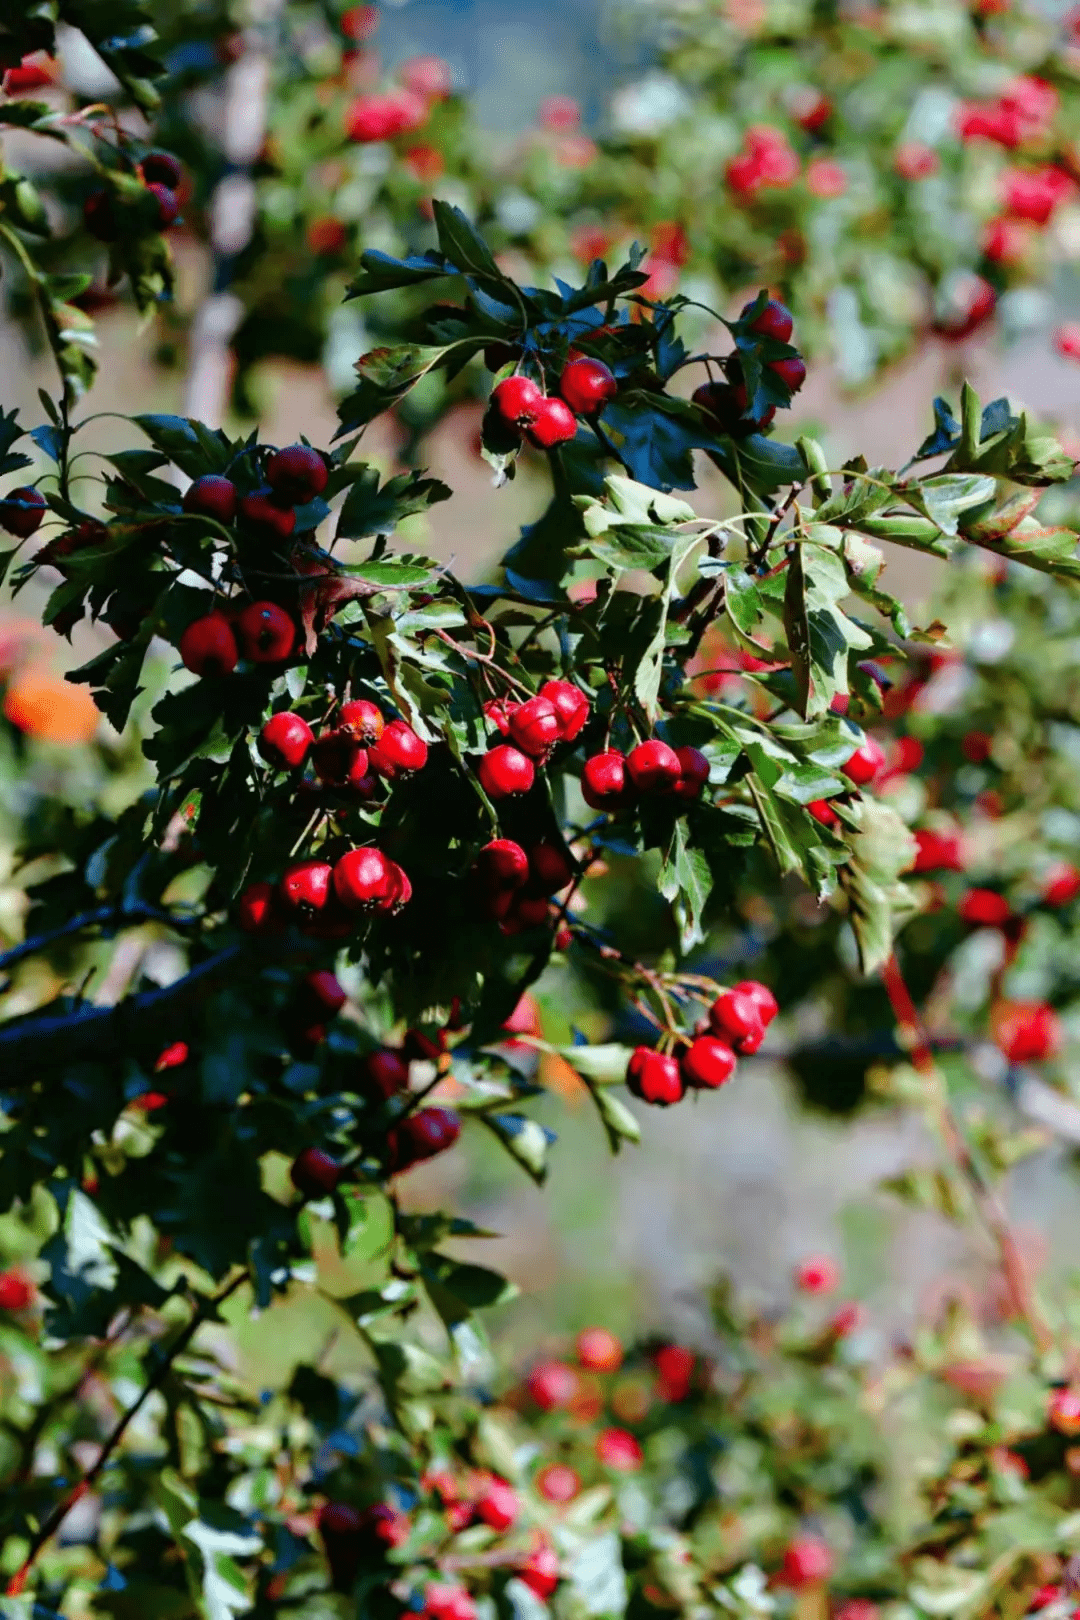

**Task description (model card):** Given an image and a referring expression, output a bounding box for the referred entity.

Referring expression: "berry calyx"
[180,613,239,677]
[266,443,328,504]
[509,695,562,758]
[280,859,334,916]
[238,492,297,539]
[681,1035,737,1089]
[582,750,632,809]
[183,474,237,523]
[237,601,295,662]
[388,1106,461,1172]
[478,745,535,799]
[493,375,544,425]
[708,989,766,1054]
[0,486,46,538]
[476,839,530,891]
[526,1360,579,1409]
[626,739,682,793]
[539,678,591,741]
[476,1475,518,1531]
[560,356,618,416]
[626,1046,684,1107]
[525,397,578,449]
[334,846,398,910]
[368,718,428,777]
[595,1427,643,1471]
[536,1462,581,1502]
[338,699,385,744]
[259,711,314,770]
[842,735,886,785]
[576,1326,623,1372]
[741,297,794,342]
[291,1147,344,1199]
[672,745,710,800]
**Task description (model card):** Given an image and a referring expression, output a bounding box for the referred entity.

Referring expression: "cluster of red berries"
[473,837,575,938]
[344,52,451,143]
[692,298,806,438]
[290,1100,460,1196]
[475,679,589,798]
[490,354,618,450]
[238,843,412,940]
[625,981,779,1108]
[260,701,427,800]
[581,739,709,809]
[84,150,186,240]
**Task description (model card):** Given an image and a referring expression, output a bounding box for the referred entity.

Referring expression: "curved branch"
[0,903,197,976]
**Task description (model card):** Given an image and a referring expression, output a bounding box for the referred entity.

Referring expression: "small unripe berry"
[509,695,561,758]
[180,613,239,676]
[238,492,296,540]
[368,718,427,778]
[526,397,578,449]
[626,1046,684,1106]
[577,1326,623,1372]
[559,356,618,416]
[595,1427,643,1471]
[237,601,295,662]
[280,859,334,915]
[681,1035,737,1089]
[626,738,682,793]
[478,745,535,799]
[539,678,590,741]
[183,474,237,523]
[0,485,46,538]
[842,736,886,785]
[582,750,632,809]
[338,699,385,744]
[708,990,766,1054]
[334,846,397,910]
[266,444,328,504]
[741,297,794,342]
[291,1147,344,1199]
[535,1463,580,1503]
[475,839,530,891]
[260,711,314,769]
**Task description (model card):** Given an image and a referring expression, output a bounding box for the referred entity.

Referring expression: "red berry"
[781,1538,832,1587]
[266,444,328,504]
[334,847,397,910]
[140,150,184,188]
[338,699,385,744]
[476,839,529,891]
[302,970,347,1017]
[535,1463,580,1502]
[509,695,561,758]
[180,613,239,676]
[808,799,840,828]
[0,1270,34,1312]
[1042,863,1080,907]
[504,893,549,931]
[280,859,333,916]
[539,679,591,741]
[731,980,779,1024]
[672,744,710,800]
[379,861,412,914]
[155,1040,189,1071]
[741,297,794,342]
[183,474,237,523]
[368,718,427,778]
[595,1427,643,1471]
[769,356,807,393]
[527,1360,579,1410]
[260,711,314,770]
[994,1000,1060,1064]
[796,1256,840,1294]
[476,1475,518,1531]
[626,739,682,793]
[528,842,574,895]
[345,94,402,143]
[693,380,773,437]
[526,398,578,449]
[311,730,366,786]
[708,990,766,1054]
[237,601,295,662]
[576,1327,623,1372]
[655,1344,695,1401]
[291,1147,344,1199]
[478,745,535,799]
[237,880,278,933]
[147,182,180,227]
[401,54,452,99]
[484,697,519,735]
[519,1541,560,1599]
[422,1585,477,1620]
[582,750,632,809]
[388,1106,461,1172]
[238,492,296,540]
[842,736,886,785]
[912,828,964,873]
[1049,1386,1080,1436]
[0,486,46,538]
[959,889,1013,928]
[681,1035,737,1089]
[366,1048,410,1098]
[493,375,543,425]
[560,356,618,416]
[626,1046,684,1107]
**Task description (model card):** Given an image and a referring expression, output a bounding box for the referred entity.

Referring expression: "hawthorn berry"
[732,980,779,1025]
[238,492,297,540]
[334,846,398,910]
[366,1047,410,1098]
[478,745,535,798]
[290,1147,344,1199]
[625,1046,684,1106]
[770,355,807,393]
[183,474,237,523]
[527,842,574,895]
[526,397,578,449]
[503,893,550,932]
[693,380,774,437]
[781,1538,833,1587]
[311,730,366,786]
[483,696,519,735]
[266,443,328,503]
[493,375,544,425]
[842,735,886,785]
[237,880,278,932]
[626,738,682,793]
[741,297,794,342]
[959,889,1013,928]
[387,1106,461,1172]
[912,828,964,872]
[582,750,632,809]
[539,678,591,741]
[595,1427,643,1470]
[1048,1386,1080,1436]
[280,859,333,915]
[655,1344,695,1400]
[519,1541,560,1599]
[140,150,184,188]
[0,486,46,538]
[368,718,427,777]
[535,1463,580,1502]
[509,695,562,758]
[180,613,239,676]
[301,970,347,1018]
[681,1035,737,1089]
[237,601,295,662]
[259,711,314,769]
[672,745,710,800]
[379,861,412,913]
[0,1271,33,1312]
[422,1585,477,1620]
[577,1326,623,1372]
[147,183,180,227]
[476,1475,518,1531]
[560,356,618,415]
[476,839,530,891]
[338,699,385,744]
[708,989,766,1054]
[993,1000,1060,1064]
[527,1360,579,1409]
[796,1256,840,1294]
[155,1040,189,1072]
[1042,862,1080,907]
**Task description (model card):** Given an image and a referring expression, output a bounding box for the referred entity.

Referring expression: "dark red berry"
[626,1047,684,1106]
[259,711,314,769]
[681,1035,737,1089]
[139,150,184,188]
[238,492,297,540]
[238,881,278,933]
[476,839,530,891]
[183,474,237,523]
[279,859,334,915]
[311,730,366,786]
[528,842,574,895]
[692,380,772,437]
[367,1048,410,1098]
[266,444,328,504]
[476,1476,518,1531]
[519,1542,560,1599]
[338,699,385,744]
[301,970,347,1017]
[237,601,295,662]
[526,397,578,449]
[478,745,535,799]
[388,1106,461,1172]
[180,613,238,676]
[0,486,46,538]
[291,1147,344,1199]
[560,356,618,416]
[581,750,632,810]
[672,745,710,800]
[147,182,180,227]
[334,846,397,910]
[741,297,794,342]
[509,695,561,758]
[368,718,427,778]
[626,739,682,793]
[539,679,590,741]
[769,355,807,393]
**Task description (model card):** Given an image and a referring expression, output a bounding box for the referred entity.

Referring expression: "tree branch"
[0,903,197,976]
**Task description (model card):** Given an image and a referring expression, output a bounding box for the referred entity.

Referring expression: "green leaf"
[432,200,506,282]
[480,1112,554,1184]
[659,817,713,952]
[133,415,234,479]
[904,473,997,537]
[782,542,873,719]
[419,1252,517,1330]
[839,797,920,975]
[335,466,451,542]
[337,558,437,588]
[347,248,453,298]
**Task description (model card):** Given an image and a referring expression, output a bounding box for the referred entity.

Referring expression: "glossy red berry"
[338,699,385,744]
[334,846,397,910]
[368,718,427,778]
[526,1360,579,1410]
[155,1040,189,1072]
[509,695,561,758]
[539,678,590,741]
[781,1538,833,1587]
[655,1344,695,1400]
[476,839,530,890]
[388,1106,461,1172]
[238,492,296,540]
[595,1427,643,1471]
[770,355,807,393]
[379,861,411,914]
[708,989,766,1054]
[0,1270,34,1312]
[741,297,794,342]
[237,601,295,662]
[577,1326,623,1371]
[808,798,840,827]
[519,1541,560,1599]
[528,842,574,895]
[237,880,278,933]
[180,613,239,676]
[535,1463,580,1503]
[140,150,184,188]
[366,1048,411,1098]
[526,397,578,449]
[582,750,632,809]
[626,1047,684,1107]
[672,745,710,800]
[291,1147,344,1199]
[302,971,348,1017]
[842,735,886,785]
[626,739,682,793]
[183,474,237,523]
[483,696,519,735]
[993,1000,1060,1064]
[912,828,964,873]
[681,1035,737,1089]
[478,745,535,799]
[259,711,314,769]
[280,859,333,915]
[266,444,328,504]
[731,980,779,1025]
[0,486,46,538]
[560,356,618,416]
[492,375,543,425]
[1043,862,1080,907]
[959,889,1013,928]
[692,380,773,436]
[476,1476,518,1531]
[147,182,180,227]
[311,730,366,786]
